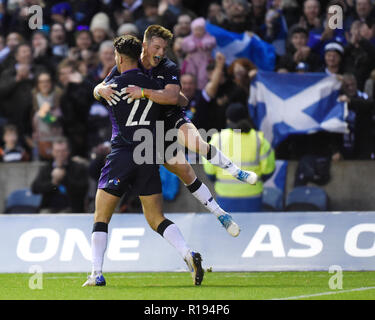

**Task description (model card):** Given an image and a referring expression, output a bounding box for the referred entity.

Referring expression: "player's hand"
[98,83,122,106]
[121,86,142,101]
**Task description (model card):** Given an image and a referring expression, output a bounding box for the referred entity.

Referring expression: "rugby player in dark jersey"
[83,35,204,287]
[93,25,255,237]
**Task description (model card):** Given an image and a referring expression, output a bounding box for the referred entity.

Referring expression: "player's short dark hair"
[113,34,142,61]
[144,25,173,44]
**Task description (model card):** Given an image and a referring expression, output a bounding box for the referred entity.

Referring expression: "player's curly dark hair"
[144,25,173,43]
[113,34,142,61]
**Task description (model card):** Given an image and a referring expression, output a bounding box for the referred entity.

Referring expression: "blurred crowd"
[0,0,375,211]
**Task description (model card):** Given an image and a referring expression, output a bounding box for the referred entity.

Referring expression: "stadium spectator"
[250,0,268,36]
[180,69,229,134]
[279,0,302,28]
[298,0,322,32]
[263,0,289,56]
[135,0,162,36]
[173,14,192,37]
[0,32,23,73]
[90,12,113,51]
[68,0,102,27]
[318,41,345,75]
[74,30,93,52]
[343,20,375,91]
[206,2,225,25]
[200,52,247,131]
[359,19,375,45]
[112,0,145,23]
[88,40,115,85]
[277,25,320,72]
[338,73,375,160]
[203,102,275,212]
[50,1,76,36]
[117,23,140,38]
[31,71,63,161]
[211,0,253,33]
[180,73,199,121]
[57,59,93,158]
[179,69,212,132]
[170,36,185,67]
[158,0,196,32]
[350,0,375,25]
[307,1,347,59]
[31,136,89,213]
[5,0,43,39]
[181,17,216,89]
[227,57,257,99]
[0,124,29,162]
[31,31,55,75]
[0,43,42,144]
[49,23,69,64]
[66,30,96,76]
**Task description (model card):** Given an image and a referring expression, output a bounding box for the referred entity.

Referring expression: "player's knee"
[176,164,195,184]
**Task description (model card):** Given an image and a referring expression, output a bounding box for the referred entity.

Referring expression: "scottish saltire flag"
[206,22,276,71]
[264,160,288,193]
[249,71,349,147]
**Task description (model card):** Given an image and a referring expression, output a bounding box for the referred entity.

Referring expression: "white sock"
[162,223,190,259]
[207,145,240,176]
[189,180,225,218]
[91,231,107,275]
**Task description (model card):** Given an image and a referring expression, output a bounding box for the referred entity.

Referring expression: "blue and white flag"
[263,160,288,193]
[206,22,276,71]
[248,71,349,147]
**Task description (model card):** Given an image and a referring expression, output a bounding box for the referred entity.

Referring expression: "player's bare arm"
[123,83,186,106]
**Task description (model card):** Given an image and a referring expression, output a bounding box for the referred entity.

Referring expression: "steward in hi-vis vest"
[203,103,275,212]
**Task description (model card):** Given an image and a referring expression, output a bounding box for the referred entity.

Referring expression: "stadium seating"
[285,186,328,211]
[262,187,284,211]
[5,188,42,213]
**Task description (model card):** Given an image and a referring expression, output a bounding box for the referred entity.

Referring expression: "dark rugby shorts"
[98,147,161,198]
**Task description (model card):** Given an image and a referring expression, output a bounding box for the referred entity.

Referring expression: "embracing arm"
[124,83,181,106]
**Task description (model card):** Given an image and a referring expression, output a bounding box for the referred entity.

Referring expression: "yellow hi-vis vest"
[203,128,275,198]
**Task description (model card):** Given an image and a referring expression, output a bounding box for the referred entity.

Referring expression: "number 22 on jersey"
[125,98,153,127]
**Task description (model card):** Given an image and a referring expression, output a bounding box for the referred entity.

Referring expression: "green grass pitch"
[1,271,375,300]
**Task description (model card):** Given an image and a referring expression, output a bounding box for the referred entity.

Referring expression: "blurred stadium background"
[1,0,375,300]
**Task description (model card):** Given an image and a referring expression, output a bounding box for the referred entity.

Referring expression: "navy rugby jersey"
[105,68,161,148]
[104,58,181,117]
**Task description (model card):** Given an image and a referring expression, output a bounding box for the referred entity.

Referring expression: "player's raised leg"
[140,192,204,285]
[164,150,240,237]
[82,189,120,287]
[178,122,258,184]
